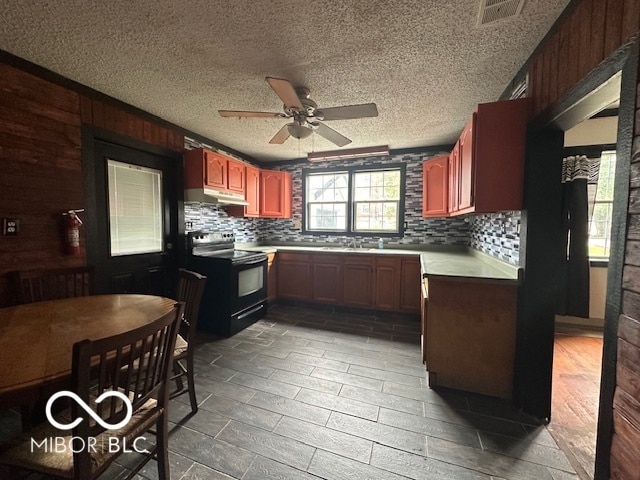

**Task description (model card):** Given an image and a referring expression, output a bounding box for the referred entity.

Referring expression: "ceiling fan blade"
[315,122,352,147]
[219,110,283,118]
[318,103,378,121]
[265,77,304,111]
[269,124,291,144]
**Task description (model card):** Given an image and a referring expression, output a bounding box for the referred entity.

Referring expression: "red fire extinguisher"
[63,210,84,255]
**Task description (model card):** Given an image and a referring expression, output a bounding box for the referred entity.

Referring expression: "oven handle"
[235,256,267,266]
[237,303,265,320]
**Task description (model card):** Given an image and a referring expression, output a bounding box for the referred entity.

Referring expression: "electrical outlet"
[3,218,19,235]
[185,221,193,229]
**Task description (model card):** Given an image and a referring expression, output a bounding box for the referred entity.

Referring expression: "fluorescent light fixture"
[307,145,389,162]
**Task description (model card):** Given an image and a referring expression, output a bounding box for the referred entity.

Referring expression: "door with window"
[85,139,181,296]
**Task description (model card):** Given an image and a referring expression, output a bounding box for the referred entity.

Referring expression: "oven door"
[231,256,267,314]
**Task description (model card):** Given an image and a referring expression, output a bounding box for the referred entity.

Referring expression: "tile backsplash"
[469,211,521,265]
[182,139,520,263]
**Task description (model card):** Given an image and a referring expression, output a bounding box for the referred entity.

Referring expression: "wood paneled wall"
[524,1,640,477]
[528,0,640,117]
[614,115,640,477]
[0,62,183,307]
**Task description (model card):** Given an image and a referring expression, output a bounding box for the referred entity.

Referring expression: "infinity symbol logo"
[46,391,133,431]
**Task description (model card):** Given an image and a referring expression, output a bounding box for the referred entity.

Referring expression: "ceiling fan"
[218,77,378,147]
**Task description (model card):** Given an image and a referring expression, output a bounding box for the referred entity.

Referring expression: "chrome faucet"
[346,238,358,248]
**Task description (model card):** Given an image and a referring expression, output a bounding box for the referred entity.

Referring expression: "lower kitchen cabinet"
[425,278,517,398]
[399,257,421,313]
[277,252,312,301]
[312,254,342,304]
[343,256,375,308]
[273,250,422,315]
[267,252,277,303]
[374,256,401,311]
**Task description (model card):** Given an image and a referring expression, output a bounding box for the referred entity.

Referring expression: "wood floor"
[549,326,604,480]
[1,304,579,479]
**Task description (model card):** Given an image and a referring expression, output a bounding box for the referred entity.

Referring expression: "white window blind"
[108,159,163,256]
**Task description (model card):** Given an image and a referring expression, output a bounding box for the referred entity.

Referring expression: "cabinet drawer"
[376,256,400,267]
[311,254,342,264]
[343,255,374,266]
[278,252,311,263]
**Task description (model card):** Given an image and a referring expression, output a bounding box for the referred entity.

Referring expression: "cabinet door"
[227,158,245,194]
[267,252,277,303]
[245,165,260,217]
[399,257,421,313]
[458,114,475,211]
[205,151,227,190]
[449,143,460,213]
[312,255,342,304]
[277,253,312,300]
[422,155,449,217]
[261,170,291,218]
[343,257,374,307]
[374,257,400,310]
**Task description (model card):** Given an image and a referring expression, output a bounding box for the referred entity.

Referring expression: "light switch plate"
[3,218,19,235]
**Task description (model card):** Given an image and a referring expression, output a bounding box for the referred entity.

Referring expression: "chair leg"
[173,360,185,393]
[186,354,198,413]
[156,415,170,480]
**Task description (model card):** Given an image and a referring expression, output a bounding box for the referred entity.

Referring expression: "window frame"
[301,163,406,236]
[588,150,616,261]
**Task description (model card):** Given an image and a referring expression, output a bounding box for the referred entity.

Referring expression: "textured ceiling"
[1,0,571,161]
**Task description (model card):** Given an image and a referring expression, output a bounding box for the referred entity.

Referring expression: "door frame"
[515,38,637,480]
[81,126,185,293]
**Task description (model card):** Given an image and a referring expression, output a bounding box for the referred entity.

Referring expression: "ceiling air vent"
[478,0,525,25]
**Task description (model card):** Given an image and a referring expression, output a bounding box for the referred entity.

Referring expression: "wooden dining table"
[0,294,177,407]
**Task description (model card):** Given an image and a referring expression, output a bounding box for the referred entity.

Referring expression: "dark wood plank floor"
[1,304,579,479]
[549,327,604,480]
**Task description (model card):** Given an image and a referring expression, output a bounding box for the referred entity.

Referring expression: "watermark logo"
[45,391,132,430]
[31,390,149,454]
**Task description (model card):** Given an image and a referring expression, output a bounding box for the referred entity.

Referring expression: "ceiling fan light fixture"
[287,123,313,140]
[307,145,389,162]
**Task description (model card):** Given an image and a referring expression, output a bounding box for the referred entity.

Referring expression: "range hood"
[184,187,249,206]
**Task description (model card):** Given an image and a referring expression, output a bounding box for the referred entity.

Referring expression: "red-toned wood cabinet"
[244,164,260,217]
[343,256,374,308]
[449,142,460,214]
[399,257,421,313]
[374,256,401,311]
[260,170,292,218]
[422,155,449,217]
[457,117,475,212]
[227,158,245,194]
[455,98,528,215]
[424,98,528,217]
[184,148,247,194]
[311,254,343,304]
[205,151,227,190]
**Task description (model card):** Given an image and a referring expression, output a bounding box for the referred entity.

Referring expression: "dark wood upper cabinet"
[456,98,528,215]
[424,98,528,217]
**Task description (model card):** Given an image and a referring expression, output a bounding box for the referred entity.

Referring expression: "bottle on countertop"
[378,238,384,249]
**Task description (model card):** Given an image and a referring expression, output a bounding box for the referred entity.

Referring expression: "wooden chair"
[13,266,95,304]
[170,269,207,414]
[0,302,184,480]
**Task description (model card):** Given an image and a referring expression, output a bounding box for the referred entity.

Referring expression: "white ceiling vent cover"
[478,0,525,25]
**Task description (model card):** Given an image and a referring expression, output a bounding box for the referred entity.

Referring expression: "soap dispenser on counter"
[378,237,384,249]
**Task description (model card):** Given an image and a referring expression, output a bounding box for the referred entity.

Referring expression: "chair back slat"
[12,266,95,304]
[175,268,207,341]
[69,301,183,477]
